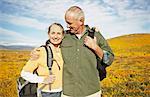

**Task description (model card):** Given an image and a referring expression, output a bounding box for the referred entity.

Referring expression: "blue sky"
[0,0,150,46]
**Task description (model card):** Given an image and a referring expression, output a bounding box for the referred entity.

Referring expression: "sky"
[0,0,150,46]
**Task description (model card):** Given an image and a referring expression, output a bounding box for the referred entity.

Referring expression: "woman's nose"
[67,24,70,28]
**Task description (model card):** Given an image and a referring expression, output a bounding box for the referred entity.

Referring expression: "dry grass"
[101,33,150,97]
[0,33,150,97]
[0,50,30,97]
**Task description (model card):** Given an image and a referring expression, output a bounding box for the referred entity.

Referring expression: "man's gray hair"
[65,6,85,21]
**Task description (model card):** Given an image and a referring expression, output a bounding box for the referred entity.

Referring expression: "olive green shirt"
[61,25,114,97]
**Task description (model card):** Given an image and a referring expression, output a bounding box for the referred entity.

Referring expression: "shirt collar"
[73,25,90,39]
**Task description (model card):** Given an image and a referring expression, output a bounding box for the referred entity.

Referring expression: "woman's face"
[48,25,64,47]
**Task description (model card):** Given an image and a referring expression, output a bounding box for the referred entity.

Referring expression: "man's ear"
[62,34,65,39]
[95,26,100,32]
[79,17,84,25]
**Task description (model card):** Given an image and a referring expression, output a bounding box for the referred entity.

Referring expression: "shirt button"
[77,49,79,51]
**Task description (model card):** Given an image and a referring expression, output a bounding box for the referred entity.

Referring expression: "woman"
[21,23,64,97]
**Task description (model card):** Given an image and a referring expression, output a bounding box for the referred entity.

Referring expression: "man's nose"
[54,35,58,38]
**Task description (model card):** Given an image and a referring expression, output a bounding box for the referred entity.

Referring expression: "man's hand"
[43,75,56,84]
[84,36,97,50]
[30,49,40,61]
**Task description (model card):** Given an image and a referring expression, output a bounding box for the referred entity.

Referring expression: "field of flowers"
[0,50,30,97]
[101,34,150,97]
[0,34,149,97]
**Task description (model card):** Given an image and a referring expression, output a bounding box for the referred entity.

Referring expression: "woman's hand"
[43,75,56,84]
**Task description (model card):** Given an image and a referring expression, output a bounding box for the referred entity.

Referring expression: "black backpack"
[88,27,109,81]
[17,43,55,97]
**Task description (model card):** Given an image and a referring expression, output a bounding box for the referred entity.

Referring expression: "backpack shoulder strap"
[17,77,29,92]
[87,27,107,81]
[41,44,61,72]
[88,27,95,39]
[40,45,53,71]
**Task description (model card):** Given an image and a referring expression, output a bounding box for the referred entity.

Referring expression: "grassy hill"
[108,33,150,56]
[0,33,150,97]
[101,33,150,96]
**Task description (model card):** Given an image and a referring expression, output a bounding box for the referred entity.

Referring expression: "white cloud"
[74,0,150,38]
[3,0,75,20]
[0,27,42,46]
[0,13,49,31]
[0,27,29,39]
[1,0,150,43]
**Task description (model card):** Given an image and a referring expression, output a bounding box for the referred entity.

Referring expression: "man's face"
[65,13,81,34]
[48,25,64,46]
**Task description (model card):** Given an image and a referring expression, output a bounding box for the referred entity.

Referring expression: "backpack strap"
[88,27,95,39]
[40,44,61,72]
[87,27,107,81]
[39,44,60,91]
[17,77,29,92]
[41,45,53,71]
[43,40,61,71]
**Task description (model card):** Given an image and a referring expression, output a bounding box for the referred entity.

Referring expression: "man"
[61,6,114,97]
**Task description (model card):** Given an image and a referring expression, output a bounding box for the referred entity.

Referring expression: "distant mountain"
[0,45,35,50]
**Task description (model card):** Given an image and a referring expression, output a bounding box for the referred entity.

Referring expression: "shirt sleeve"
[102,50,114,66]
[22,48,41,73]
[21,70,44,83]
[21,47,45,83]
[96,32,114,66]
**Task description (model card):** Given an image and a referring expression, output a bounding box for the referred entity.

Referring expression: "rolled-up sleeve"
[102,50,114,66]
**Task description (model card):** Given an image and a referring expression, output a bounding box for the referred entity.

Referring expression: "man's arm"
[84,36,103,59]
[93,43,104,59]
[84,36,114,66]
